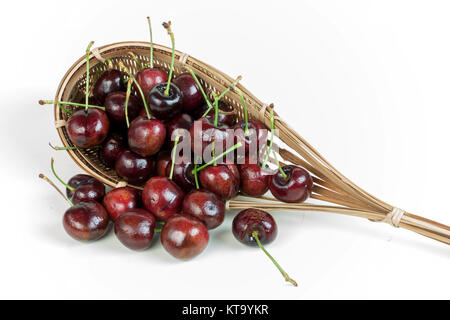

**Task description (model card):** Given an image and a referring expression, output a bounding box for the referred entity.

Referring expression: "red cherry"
[115,150,155,184]
[93,69,126,104]
[238,159,271,197]
[155,150,171,177]
[128,116,166,157]
[135,68,168,96]
[269,165,313,203]
[66,109,110,148]
[198,162,240,200]
[114,209,156,250]
[182,189,225,229]
[173,73,203,112]
[104,91,141,126]
[103,187,141,221]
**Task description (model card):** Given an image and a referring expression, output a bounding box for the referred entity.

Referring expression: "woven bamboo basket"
[52,41,450,245]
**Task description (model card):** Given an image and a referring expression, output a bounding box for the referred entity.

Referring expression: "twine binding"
[54,120,66,128]
[384,207,405,228]
[115,181,128,188]
[178,52,189,65]
[91,47,106,63]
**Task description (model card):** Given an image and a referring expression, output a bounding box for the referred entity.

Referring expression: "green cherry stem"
[50,158,75,192]
[163,21,175,96]
[252,231,298,287]
[185,66,213,109]
[261,105,275,169]
[49,142,82,151]
[128,52,143,70]
[118,61,151,119]
[39,100,105,111]
[192,142,242,174]
[212,92,219,127]
[194,163,200,189]
[147,17,154,69]
[202,75,242,118]
[39,173,74,207]
[234,87,249,133]
[273,151,287,180]
[124,79,133,128]
[85,41,94,112]
[169,135,181,180]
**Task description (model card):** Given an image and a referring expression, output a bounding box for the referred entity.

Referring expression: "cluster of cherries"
[39,18,312,286]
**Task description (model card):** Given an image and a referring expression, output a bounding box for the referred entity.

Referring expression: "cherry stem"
[50,158,74,191]
[273,152,287,179]
[49,142,81,151]
[185,66,213,109]
[124,79,133,128]
[85,41,94,112]
[194,164,200,189]
[261,105,275,168]
[234,88,249,133]
[39,173,74,207]
[202,76,242,118]
[212,92,219,127]
[128,52,143,70]
[163,21,175,96]
[169,135,181,180]
[192,142,242,174]
[147,17,154,69]
[39,100,105,111]
[252,231,298,287]
[118,61,151,119]
[154,228,162,233]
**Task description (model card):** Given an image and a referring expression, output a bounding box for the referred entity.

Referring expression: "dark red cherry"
[103,186,141,221]
[71,180,106,204]
[165,161,195,192]
[101,133,126,167]
[161,214,209,260]
[166,113,193,149]
[135,68,168,96]
[63,201,110,241]
[93,69,125,103]
[66,174,97,199]
[173,73,203,112]
[190,117,231,156]
[114,209,156,250]
[142,176,184,221]
[269,165,313,203]
[148,83,183,120]
[182,189,225,229]
[104,91,141,125]
[198,162,240,200]
[155,150,171,177]
[238,159,271,197]
[193,102,237,126]
[128,116,166,157]
[66,109,110,148]
[115,150,155,184]
[233,120,268,158]
[232,209,277,246]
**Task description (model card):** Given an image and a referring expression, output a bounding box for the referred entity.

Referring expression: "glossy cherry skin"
[63,201,110,241]
[128,116,166,157]
[155,150,171,177]
[173,73,203,112]
[104,91,141,126]
[166,113,193,149]
[233,120,268,158]
[165,161,196,192]
[71,180,106,204]
[148,83,183,120]
[103,187,141,221]
[115,150,155,184]
[135,68,168,96]
[66,109,110,148]
[198,162,240,200]
[66,174,97,199]
[182,189,225,229]
[161,214,209,260]
[93,69,125,103]
[232,209,277,246]
[190,117,231,156]
[193,101,237,126]
[142,176,184,221]
[101,133,126,167]
[238,160,271,197]
[269,165,313,203]
[114,209,156,250]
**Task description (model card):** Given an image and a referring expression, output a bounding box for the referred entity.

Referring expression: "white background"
[0,0,449,299]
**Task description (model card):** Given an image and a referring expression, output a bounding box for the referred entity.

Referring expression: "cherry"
[233,119,267,158]
[238,158,271,197]
[190,117,231,156]
[93,69,125,104]
[100,133,126,167]
[134,17,168,95]
[161,214,209,260]
[128,116,166,157]
[155,150,171,177]
[142,176,184,221]
[194,101,237,126]
[66,108,110,148]
[232,209,297,286]
[198,161,240,200]
[269,165,313,203]
[173,73,203,112]
[115,150,155,184]
[102,186,141,221]
[182,189,225,229]
[165,160,196,192]
[104,91,141,126]
[114,208,156,250]
[166,113,193,149]
[147,22,183,120]
[66,174,98,199]
[39,174,110,242]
